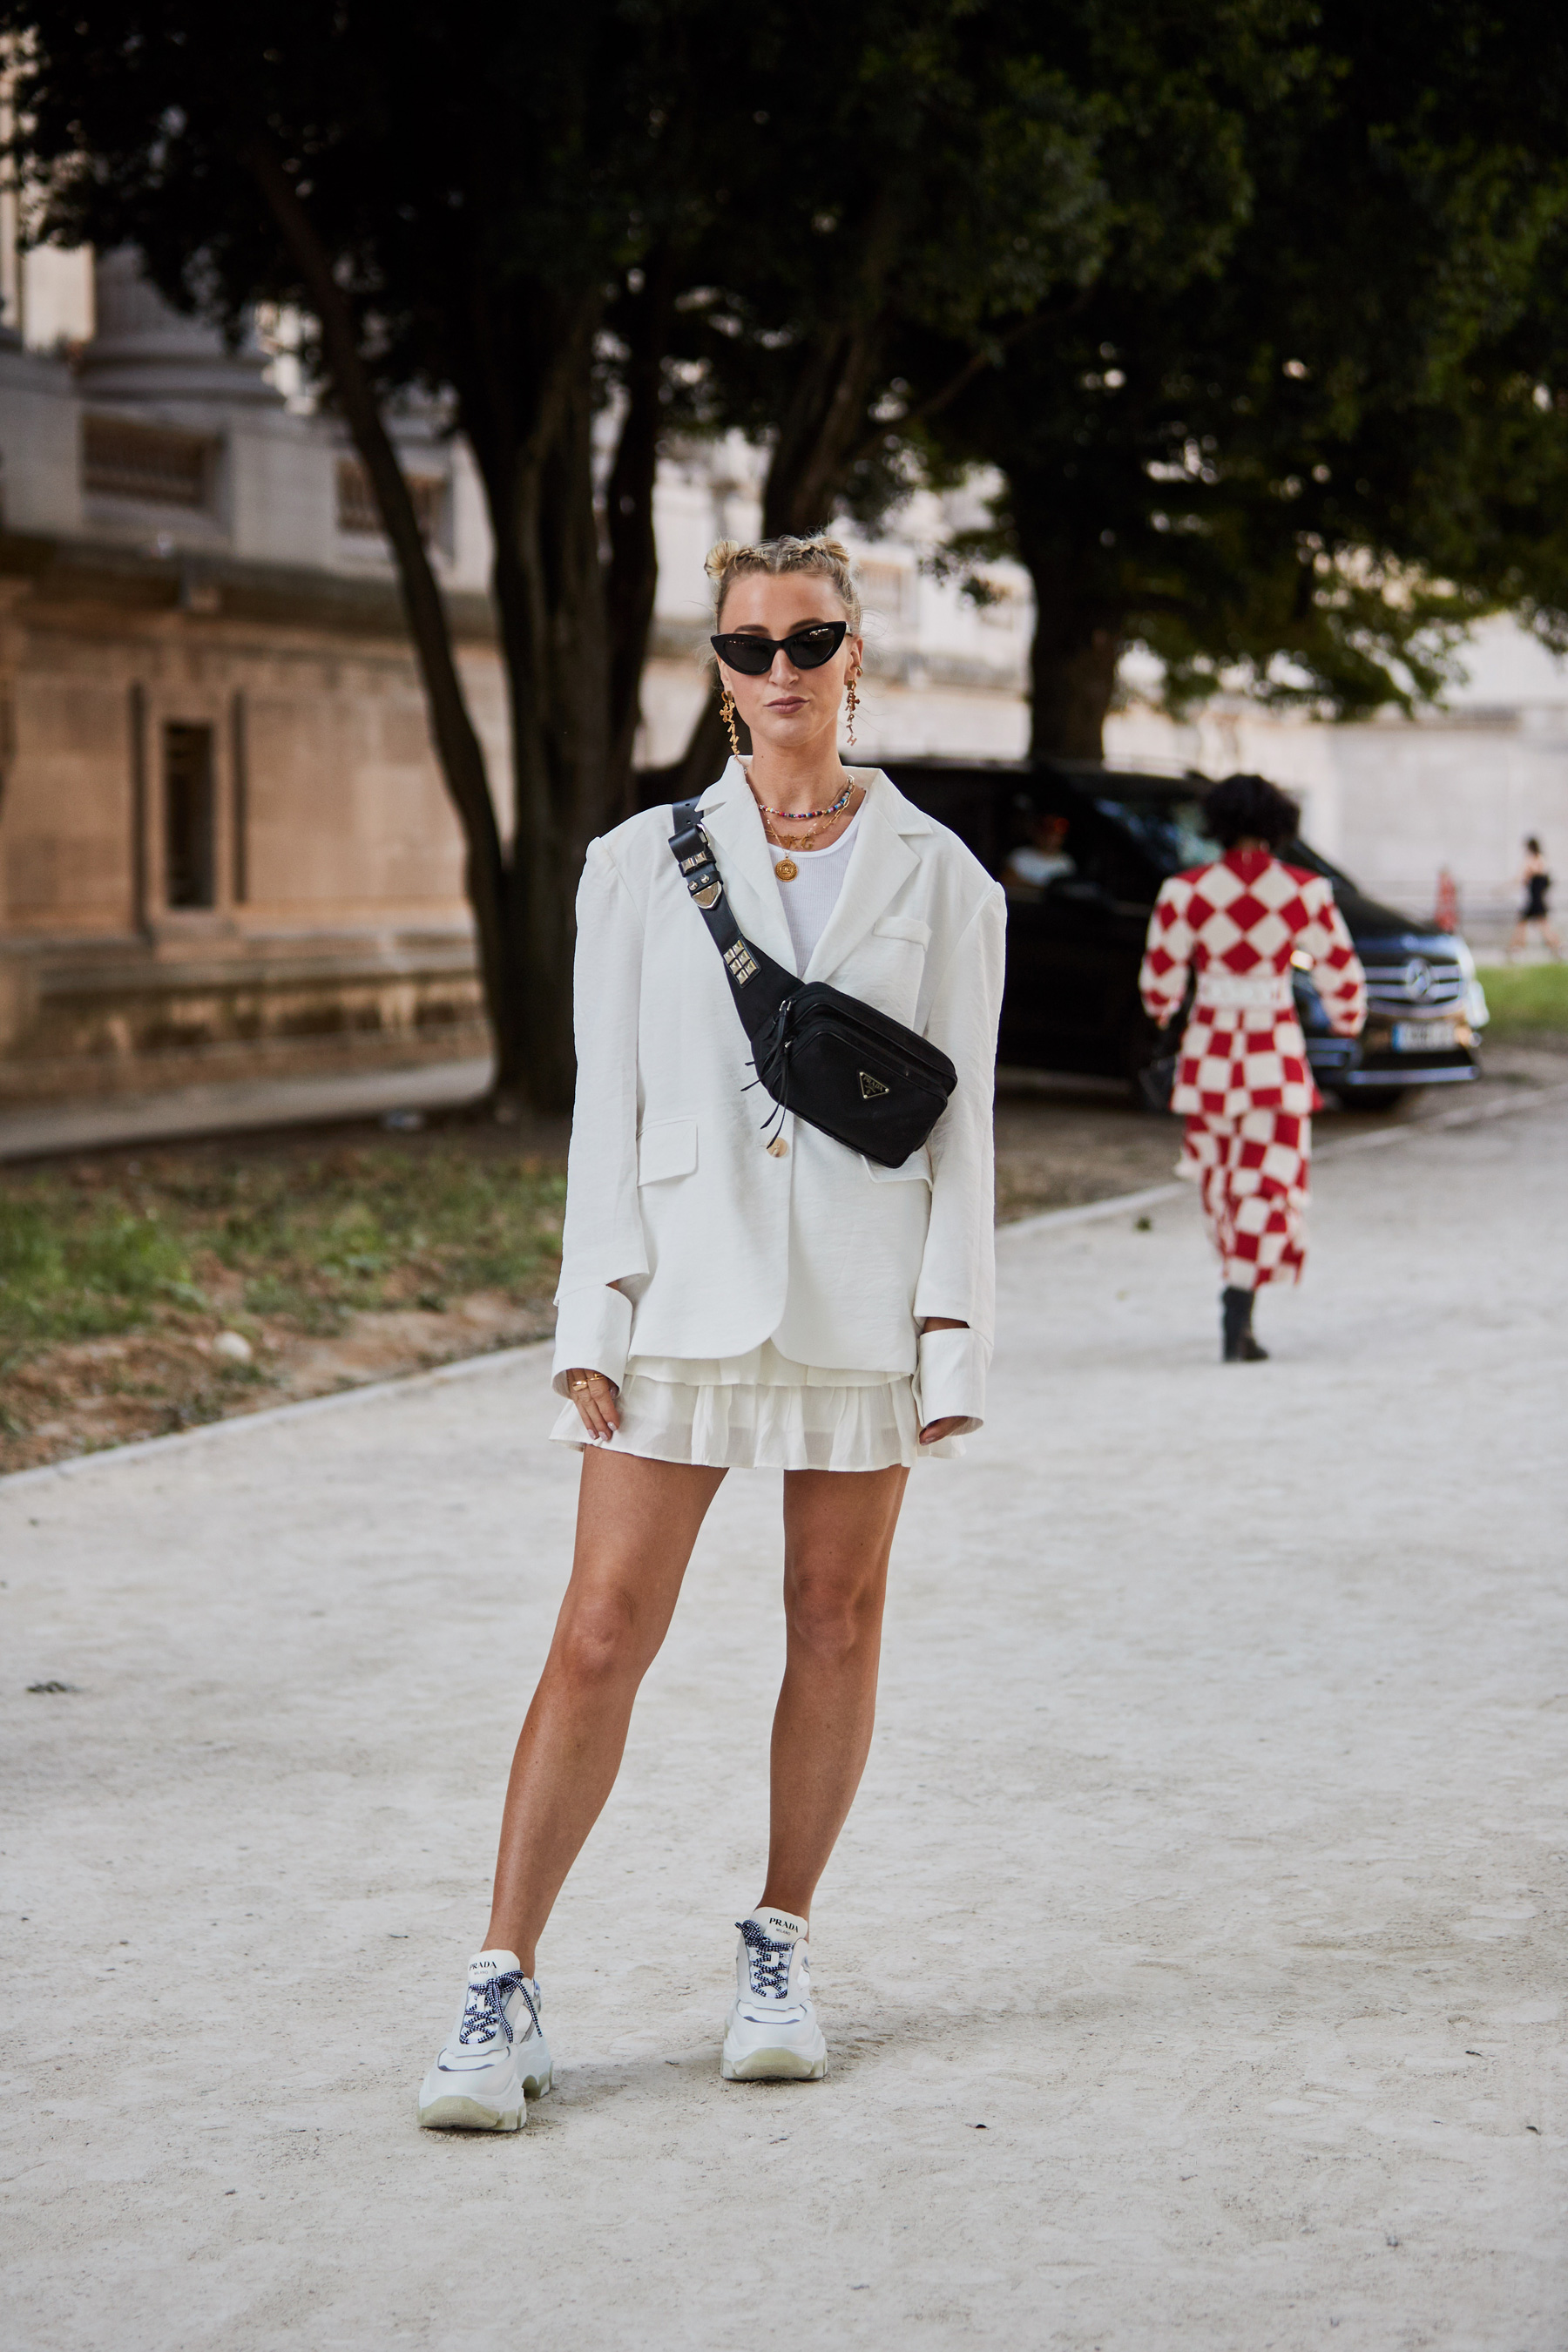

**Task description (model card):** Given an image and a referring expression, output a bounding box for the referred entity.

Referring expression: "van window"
[1094,794,1220,876]
[1003,802,1078,900]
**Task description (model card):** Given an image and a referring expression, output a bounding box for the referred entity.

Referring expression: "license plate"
[1392,1018,1456,1051]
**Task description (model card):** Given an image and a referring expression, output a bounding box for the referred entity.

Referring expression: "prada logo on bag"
[858,1071,890,1099]
[722,941,759,984]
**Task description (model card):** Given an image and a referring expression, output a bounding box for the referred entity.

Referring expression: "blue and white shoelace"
[458,1969,540,2050]
[739,1919,795,2002]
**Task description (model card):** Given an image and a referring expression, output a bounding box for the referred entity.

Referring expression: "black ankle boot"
[1221,1286,1268,1363]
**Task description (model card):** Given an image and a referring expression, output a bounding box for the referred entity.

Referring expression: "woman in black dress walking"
[1508,838,1563,960]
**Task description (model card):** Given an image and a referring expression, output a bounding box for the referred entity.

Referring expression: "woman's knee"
[552,1591,650,1692]
[784,1571,884,1666]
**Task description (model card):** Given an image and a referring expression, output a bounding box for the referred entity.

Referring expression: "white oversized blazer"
[551,761,1006,1430]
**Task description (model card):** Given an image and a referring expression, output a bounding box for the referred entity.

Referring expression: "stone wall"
[0,544,500,1100]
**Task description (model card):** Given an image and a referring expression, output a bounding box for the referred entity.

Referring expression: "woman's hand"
[918,1315,967,1447]
[565,1369,620,1443]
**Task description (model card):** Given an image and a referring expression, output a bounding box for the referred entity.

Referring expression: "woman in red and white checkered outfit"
[1139,774,1366,1362]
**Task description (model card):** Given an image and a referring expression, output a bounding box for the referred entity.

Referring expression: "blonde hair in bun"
[705,531,862,634]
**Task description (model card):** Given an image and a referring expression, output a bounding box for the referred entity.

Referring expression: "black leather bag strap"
[669,798,794,1044]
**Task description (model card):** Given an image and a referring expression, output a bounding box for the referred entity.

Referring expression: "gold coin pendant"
[774,856,798,882]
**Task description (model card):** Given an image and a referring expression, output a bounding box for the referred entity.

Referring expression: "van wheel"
[1337,1087,1405,1112]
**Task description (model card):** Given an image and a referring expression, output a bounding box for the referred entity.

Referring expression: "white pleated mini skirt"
[549,1338,960,1470]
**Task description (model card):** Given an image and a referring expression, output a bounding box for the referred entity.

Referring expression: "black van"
[882,759,1487,1110]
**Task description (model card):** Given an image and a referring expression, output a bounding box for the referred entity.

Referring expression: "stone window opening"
[164,722,217,910]
[335,456,446,544]
[84,416,216,509]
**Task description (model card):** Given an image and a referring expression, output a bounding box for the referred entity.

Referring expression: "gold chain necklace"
[754,787,859,882]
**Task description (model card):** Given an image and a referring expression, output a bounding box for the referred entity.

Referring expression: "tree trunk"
[1018,530,1125,760]
[604,253,677,820]
[469,304,612,1113]
[240,136,518,1087]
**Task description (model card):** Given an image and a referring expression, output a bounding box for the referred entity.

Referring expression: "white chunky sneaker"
[417,1948,553,2131]
[721,1907,827,2082]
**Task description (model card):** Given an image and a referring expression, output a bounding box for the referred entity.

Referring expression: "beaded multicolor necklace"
[749,779,856,881]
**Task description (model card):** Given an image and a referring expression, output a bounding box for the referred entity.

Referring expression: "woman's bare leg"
[759,1463,909,1920]
[484,1448,727,1970]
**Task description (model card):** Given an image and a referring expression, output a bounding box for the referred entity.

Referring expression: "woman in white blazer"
[419,534,1005,2132]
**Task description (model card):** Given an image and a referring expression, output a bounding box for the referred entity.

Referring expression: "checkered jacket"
[1139,851,1366,1119]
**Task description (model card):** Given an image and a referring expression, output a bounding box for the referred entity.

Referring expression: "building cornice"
[0,531,497,645]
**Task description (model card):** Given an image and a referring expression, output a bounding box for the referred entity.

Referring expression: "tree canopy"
[656,0,1308,785]
[900,0,1568,754]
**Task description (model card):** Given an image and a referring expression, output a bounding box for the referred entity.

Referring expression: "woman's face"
[715,571,862,758]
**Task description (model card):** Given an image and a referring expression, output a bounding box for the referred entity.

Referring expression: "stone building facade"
[0,253,509,1102]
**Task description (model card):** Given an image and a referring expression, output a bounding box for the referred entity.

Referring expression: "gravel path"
[3,1092,1565,2349]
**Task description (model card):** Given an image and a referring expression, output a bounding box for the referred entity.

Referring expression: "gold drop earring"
[844,671,860,747]
[720,685,742,760]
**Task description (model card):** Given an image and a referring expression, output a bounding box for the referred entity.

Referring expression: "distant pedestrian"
[1434,867,1459,934]
[1139,774,1367,1362]
[1507,838,1562,960]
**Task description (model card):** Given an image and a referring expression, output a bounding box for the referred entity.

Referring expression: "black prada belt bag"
[669,797,956,1168]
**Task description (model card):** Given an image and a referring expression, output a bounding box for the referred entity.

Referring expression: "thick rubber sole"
[417,2092,524,2132]
[721,2045,826,2082]
[417,2057,551,2131]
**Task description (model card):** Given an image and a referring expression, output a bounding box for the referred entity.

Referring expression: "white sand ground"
[3,1093,1565,2351]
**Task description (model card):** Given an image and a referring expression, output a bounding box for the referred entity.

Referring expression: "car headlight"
[1452,938,1477,981]
[1465,979,1490,1027]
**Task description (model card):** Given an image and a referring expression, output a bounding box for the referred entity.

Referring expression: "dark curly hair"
[1203,772,1301,852]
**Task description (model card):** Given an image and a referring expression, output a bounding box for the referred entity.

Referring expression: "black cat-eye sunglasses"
[710,620,848,675]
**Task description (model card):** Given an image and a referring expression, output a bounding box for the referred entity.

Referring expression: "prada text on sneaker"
[417,1949,553,2132]
[721,1908,827,2082]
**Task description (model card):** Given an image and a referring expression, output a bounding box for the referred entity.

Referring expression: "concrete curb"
[6,1077,1565,1497]
[0,1333,551,1496]
[0,1056,497,1165]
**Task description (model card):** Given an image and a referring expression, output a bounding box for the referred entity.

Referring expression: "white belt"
[1196,971,1293,1010]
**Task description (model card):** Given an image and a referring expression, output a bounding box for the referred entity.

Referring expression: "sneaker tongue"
[747,1907,807,1945]
[469,1948,522,1978]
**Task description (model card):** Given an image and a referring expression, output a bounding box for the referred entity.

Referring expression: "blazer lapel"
[801,772,921,983]
[695,759,798,973]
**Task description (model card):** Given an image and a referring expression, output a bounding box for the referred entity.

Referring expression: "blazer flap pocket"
[638,1117,698,1186]
[863,1145,932,1185]
[874,915,932,947]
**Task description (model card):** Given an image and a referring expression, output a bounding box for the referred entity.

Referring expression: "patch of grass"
[0,1197,192,1356]
[1477,963,1568,1038]
[0,1135,566,1364]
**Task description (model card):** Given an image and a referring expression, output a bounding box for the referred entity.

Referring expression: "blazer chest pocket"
[874,916,931,949]
[638,1117,698,1185]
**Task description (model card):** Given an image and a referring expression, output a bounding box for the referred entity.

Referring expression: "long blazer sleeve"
[1297,889,1367,1036]
[551,841,647,1389]
[912,889,1006,1429]
[1139,876,1194,1027]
